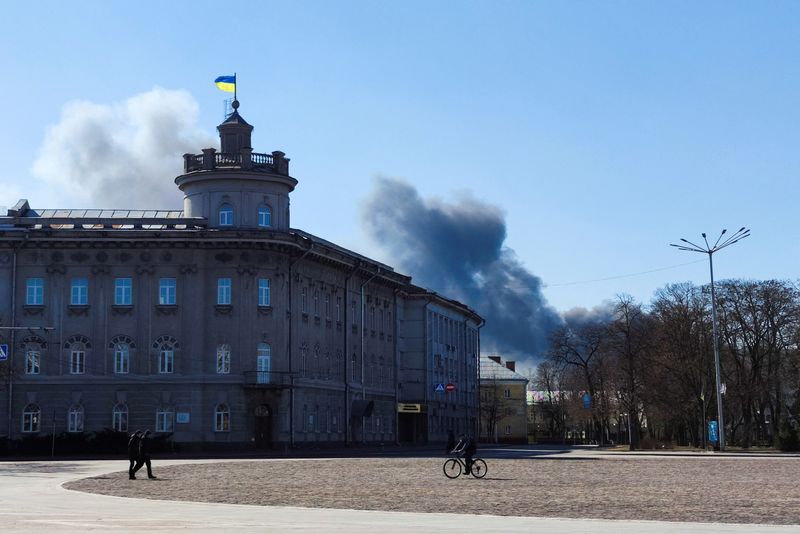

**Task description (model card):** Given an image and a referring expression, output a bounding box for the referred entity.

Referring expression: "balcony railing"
[183,149,288,175]
[242,370,293,388]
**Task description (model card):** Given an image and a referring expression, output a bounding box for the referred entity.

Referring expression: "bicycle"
[442,454,487,479]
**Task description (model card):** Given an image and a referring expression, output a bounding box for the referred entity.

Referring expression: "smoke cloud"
[32,88,215,209]
[362,177,561,360]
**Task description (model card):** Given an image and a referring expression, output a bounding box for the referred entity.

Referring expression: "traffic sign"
[434,383,445,393]
[0,344,8,361]
[445,383,456,393]
[708,420,719,443]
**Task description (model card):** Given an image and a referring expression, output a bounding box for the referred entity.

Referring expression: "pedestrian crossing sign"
[0,344,8,361]
[434,383,445,393]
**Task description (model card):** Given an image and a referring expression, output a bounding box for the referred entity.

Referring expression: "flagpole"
[234,72,237,102]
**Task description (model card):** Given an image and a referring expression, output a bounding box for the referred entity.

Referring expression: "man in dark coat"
[128,430,142,480]
[132,430,157,479]
[453,434,477,474]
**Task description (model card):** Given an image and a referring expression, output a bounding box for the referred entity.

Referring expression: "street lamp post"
[670,227,750,451]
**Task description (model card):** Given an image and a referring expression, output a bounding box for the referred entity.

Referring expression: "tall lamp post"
[670,227,750,451]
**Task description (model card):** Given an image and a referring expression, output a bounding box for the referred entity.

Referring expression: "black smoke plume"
[362,177,561,360]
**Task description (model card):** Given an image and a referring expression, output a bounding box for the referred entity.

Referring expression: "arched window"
[257,342,271,384]
[216,344,231,374]
[21,335,46,375]
[215,404,230,432]
[109,335,135,374]
[112,403,128,432]
[22,403,40,433]
[257,205,272,228]
[68,405,84,433]
[219,204,234,226]
[156,407,174,432]
[152,335,179,374]
[64,335,92,375]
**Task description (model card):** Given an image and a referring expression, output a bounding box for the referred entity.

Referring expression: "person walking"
[132,430,157,479]
[128,430,143,480]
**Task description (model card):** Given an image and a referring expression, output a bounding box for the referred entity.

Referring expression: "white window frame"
[504,388,512,399]
[217,278,232,305]
[112,403,128,432]
[114,343,130,374]
[258,278,270,307]
[159,278,176,305]
[505,424,512,435]
[219,204,234,226]
[70,349,85,374]
[156,409,174,432]
[26,278,44,305]
[159,349,174,374]
[25,350,40,375]
[68,405,84,433]
[114,278,132,306]
[216,344,231,374]
[215,404,231,432]
[257,343,271,384]
[22,404,41,433]
[257,205,271,228]
[71,278,88,305]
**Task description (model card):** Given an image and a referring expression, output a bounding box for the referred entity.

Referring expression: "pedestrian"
[132,430,157,479]
[128,430,142,480]
[446,430,455,454]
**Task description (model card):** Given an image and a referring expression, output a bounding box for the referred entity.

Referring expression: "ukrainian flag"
[215,75,236,93]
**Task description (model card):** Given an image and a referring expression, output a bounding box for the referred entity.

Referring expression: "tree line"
[534,279,800,450]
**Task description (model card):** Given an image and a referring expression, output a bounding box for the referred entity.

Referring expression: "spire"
[217,99,253,153]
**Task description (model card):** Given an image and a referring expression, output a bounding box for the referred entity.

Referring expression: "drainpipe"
[287,235,313,448]
[476,316,485,440]
[6,232,29,444]
[393,288,400,445]
[360,267,380,443]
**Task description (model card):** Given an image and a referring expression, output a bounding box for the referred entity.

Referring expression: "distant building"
[0,98,482,450]
[479,355,528,443]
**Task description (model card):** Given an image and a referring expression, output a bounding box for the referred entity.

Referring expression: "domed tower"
[175,100,297,230]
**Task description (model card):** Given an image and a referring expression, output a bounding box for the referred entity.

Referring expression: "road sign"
[0,344,8,361]
[582,392,592,409]
[708,420,719,443]
[434,383,445,393]
[445,383,456,393]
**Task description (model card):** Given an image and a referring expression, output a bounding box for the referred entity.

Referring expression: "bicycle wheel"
[443,458,462,479]
[470,459,487,479]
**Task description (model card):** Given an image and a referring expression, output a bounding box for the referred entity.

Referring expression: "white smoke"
[31,88,215,209]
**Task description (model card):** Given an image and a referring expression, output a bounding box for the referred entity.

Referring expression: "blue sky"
[1,1,798,315]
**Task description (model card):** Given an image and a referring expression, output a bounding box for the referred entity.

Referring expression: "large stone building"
[0,99,482,450]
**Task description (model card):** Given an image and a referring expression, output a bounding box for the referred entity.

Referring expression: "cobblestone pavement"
[64,455,800,525]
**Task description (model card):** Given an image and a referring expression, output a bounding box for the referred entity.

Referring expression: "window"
[22,404,40,433]
[313,290,319,316]
[301,288,307,313]
[114,342,130,374]
[300,344,308,376]
[258,278,270,307]
[216,344,231,374]
[68,405,84,433]
[258,205,271,228]
[257,342,271,384]
[325,294,330,319]
[505,424,512,435]
[156,408,174,432]
[336,297,342,322]
[25,350,40,374]
[25,278,43,305]
[114,278,132,305]
[219,204,234,226]
[159,278,176,305]
[113,403,128,432]
[71,278,88,305]
[215,404,230,432]
[351,353,357,381]
[217,278,232,305]
[70,349,85,374]
[503,388,511,399]
[153,335,178,374]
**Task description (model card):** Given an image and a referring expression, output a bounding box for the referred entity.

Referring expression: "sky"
[1,2,799,352]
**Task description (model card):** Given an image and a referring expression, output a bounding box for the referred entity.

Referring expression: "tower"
[175,100,297,230]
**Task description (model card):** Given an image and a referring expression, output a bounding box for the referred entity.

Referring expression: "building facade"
[0,100,482,450]
[479,355,529,444]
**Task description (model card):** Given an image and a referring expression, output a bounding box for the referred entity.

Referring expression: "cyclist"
[451,434,477,474]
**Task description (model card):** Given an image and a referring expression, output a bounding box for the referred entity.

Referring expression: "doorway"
[254,404,272,449]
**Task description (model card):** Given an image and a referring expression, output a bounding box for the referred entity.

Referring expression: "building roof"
[480,356,528,382]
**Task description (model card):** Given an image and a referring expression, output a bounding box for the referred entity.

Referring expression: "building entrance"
[254,404,272,449]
